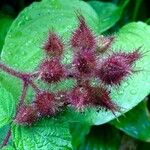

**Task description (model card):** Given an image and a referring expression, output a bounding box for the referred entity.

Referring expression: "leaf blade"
[111,100,150,142]
[0,85,14,128]
[88,1,122,32]
[12,118,72,150]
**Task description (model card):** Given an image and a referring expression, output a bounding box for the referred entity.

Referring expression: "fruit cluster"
[0,15,141,125]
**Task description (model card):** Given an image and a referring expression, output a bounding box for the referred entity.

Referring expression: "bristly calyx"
[0,14,142,126]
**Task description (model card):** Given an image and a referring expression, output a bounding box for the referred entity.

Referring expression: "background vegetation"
[0,0,150,149]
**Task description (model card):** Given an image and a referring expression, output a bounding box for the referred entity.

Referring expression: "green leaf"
[0,0,150,129]
[77,125,121,150]
[0,85,14,128]
[111,100,150,142]
[0,125,11,145]
[70,122,91,149]
[1,0,150,149]
[88,1,122,33]
[1,146,15,150]
[87,22,150,125]
[137,142,150,150]
[0,14,13,52]
[12,118,72,150]
[146,18,150,25]
[0,0,99,107]
[0,1,99,149]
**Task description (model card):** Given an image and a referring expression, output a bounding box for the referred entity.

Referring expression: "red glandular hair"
[35,91,60,117]
[90,87,119,113]
[67,83,119,113]
[13,14,142,126]
[70,15,96,51]
[97,50,141,85]
[15,104,39,125]
[67,84,92,109]
[39,59,65,83]
[43,32,64,57]
[122,50,141,65]
[73,50,96,77]
[97,54,131,85]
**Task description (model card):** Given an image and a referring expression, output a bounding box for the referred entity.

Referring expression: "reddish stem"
[30,71,40,78]
[0,62,42,147]
[0,62,30,80]
[30,81,41,93]
[19,82,29,107]
[0,128,11,148]
[0,62,41,92]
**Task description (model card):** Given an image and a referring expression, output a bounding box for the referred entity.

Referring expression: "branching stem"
[0,128,11,148]
[0,61,41,147]
[30,81,41,93]
[0,62,30,80]
[19,82,29,107]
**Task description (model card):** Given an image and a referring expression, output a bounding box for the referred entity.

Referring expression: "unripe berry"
[15,104,39,125]
[39,59,64,83]
[43,32,64,57]
[35,91,59,117]
[97,53,131,85]
[71,15,95,51]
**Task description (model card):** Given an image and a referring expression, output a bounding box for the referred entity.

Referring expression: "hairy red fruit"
[40,59,64,83]
[35,91,60,117]
[73,51,96,76]
[124,50,141,65]
[68,85,92,109]
[15,104,38,125]
[96,35,114,53]
[97,54,131,85]
[111,50,141,65]
[91,87,119,113]
[71,15,95,51]
[43,32,64,57]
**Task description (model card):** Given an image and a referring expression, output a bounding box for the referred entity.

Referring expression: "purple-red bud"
[71,15,95,51]
[97,53,132,85]
[15,104,38,125]
[43,32,64,57]
[91,87,119,113]
[35,91,59,117]
[73,50,96,76]
[67,85,92,109]
[39,59,64,83]
[124,50,141,65]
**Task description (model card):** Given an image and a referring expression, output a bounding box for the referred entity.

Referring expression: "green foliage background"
[0,0,150,149]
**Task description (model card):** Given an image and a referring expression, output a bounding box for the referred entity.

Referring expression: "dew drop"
[133,130,138,136]
[21,50,26,56]
[47,10,51,13]
[25,40,32,46]
[130,89,137,95]
[18,21,23,27]
[123,81,129,88]
[7,34,12,38]
[117,89,124,95]
[26,16,29,20]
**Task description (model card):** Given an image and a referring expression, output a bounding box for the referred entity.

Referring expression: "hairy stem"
[0,62,28,79]
[0,128,11,148]
[30,81,40,93]
[19,82,29,107]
